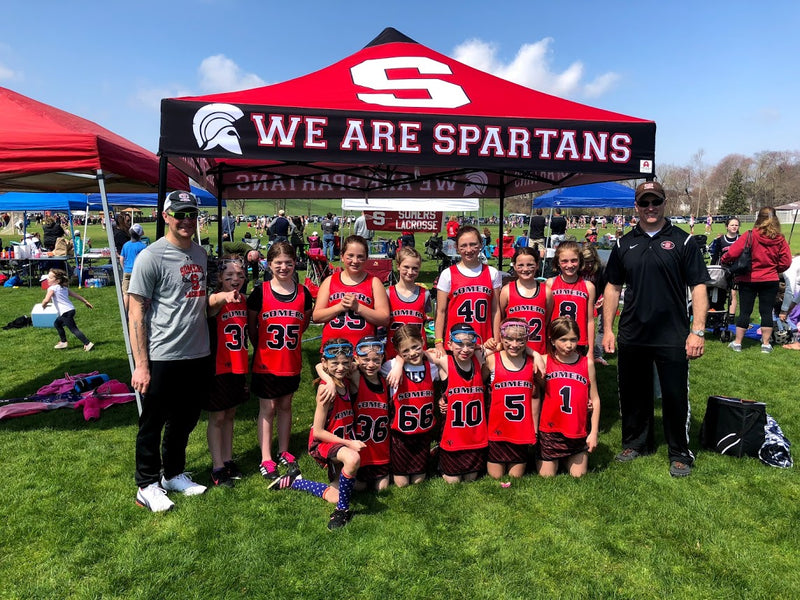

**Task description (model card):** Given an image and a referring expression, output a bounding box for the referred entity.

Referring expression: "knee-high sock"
[336,472,355,511]
[291,477,328,498]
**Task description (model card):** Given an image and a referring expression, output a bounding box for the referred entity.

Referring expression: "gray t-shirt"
[128,237,210,361]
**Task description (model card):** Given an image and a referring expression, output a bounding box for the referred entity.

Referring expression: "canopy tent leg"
[78,200,90,287]
[497,174,506,273]
[156,156,167,240]
[97,169,141,415]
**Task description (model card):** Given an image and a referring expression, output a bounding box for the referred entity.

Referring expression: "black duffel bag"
[700,395,766,457]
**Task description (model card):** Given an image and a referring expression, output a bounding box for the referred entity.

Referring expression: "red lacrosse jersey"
[313,387,355,442]
[550,276,591,345]
[390,360,436,435]
[440,356,488,451]
[354,374,391,466]
[540,355,591,439]
[487,355,536,445]
[445,264,494,349]
[212,298,249,375]
[386,285,428,360]
[322,272,376,349]
[252,282,308,376]
[506,280,547,355]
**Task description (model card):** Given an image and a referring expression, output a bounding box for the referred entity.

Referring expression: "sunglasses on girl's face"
[219,258,245,269]
[635,197,665,208]
[169,210,199,220]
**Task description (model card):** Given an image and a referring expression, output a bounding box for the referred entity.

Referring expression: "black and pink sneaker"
[278,451,302,479]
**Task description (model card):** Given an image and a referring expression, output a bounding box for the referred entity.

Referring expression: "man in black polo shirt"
[602,181,708,478]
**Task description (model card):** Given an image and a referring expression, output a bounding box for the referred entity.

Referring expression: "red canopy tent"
[0,87,189,412]
[158,27,657,263]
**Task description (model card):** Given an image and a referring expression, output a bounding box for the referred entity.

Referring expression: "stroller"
[705,264,734,341]
[693,235,709,262]
[424,233,443,261]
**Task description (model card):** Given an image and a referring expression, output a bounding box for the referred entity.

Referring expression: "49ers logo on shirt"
[661,241,675,250]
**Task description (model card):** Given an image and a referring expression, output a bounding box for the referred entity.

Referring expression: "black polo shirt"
[605,219,709,347]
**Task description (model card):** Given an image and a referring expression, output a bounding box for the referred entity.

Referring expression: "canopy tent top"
[533,181,635,210]
[159,28,656,201]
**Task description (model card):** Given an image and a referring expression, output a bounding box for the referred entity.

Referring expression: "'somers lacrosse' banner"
[366,210,443,232]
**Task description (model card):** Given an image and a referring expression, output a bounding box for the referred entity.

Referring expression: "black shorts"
[203,373,249,412]
[487,441,529,465]
[251,373,301,399]
[439,447,486,476]
[390,430,431,476]
[538,431,588,461]
[356,463,391,483]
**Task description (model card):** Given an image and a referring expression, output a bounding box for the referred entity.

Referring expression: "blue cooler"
[31,304,58,328]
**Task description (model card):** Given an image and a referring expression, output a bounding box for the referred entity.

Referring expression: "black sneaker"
[268,473,300,491]
[278,452,302,479]
[669,460,692,478]
[327,508,353,530]
[211,467,234,488]
[260,460,279,483]
[224,460,243,480]
[615,448,643,463]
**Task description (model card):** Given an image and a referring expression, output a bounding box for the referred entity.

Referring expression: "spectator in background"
[549,208,567,247]
[269,209,291,243]
[722,206,792,354]
[120,223,148,312]
[529,209,546,251]
[42,215,65,251]
[354,211,370,240]
[321,213,337,261]
[446,215,460,240]
[222,211,236,242]
[112,213,132,253]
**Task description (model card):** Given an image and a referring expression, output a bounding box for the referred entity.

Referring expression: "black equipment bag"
[728,231,753,276]
[700,395,766,457]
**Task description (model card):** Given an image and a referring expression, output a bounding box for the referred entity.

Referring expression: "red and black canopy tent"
[158,27,656,265]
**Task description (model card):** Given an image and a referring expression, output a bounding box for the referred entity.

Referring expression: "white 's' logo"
[463,171,488,196]
[192,103,244,155]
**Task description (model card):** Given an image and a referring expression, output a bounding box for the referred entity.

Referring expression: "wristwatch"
[691,329,705,337]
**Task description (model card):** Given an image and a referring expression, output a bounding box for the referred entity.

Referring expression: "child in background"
[313,234,390,350]
[383,324,440,487]
[484,319,539,479]
[248,242,312,485]
[386,246,432,360]
[205,256,249,487]
[500,247,547,356]
[580,244,608,366]
[546,241,596,356]
[352,336,392,491]
[428,323,488,483]
[41,268,94,351]
[119,223,148,312]
[537,317,600,478]
[272,339,365,531]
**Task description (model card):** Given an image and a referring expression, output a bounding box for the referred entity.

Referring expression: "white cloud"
[0,61,20,82]
[198,54,265,93]
[452,37,618,99]
[132,54,265,111]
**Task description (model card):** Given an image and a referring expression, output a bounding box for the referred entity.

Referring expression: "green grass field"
[1,217,799,599]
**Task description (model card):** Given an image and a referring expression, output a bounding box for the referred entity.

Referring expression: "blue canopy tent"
[533,182,635,209]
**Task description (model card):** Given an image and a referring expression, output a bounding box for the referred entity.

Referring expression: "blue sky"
[1,0,797,169]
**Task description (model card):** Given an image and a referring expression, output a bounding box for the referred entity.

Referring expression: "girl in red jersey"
[204,256,249,487]
[537,316,600,478]
[272,339,366,530]
[434,226,502,357]
[352,336,392,491]
[382,324,441,487]
[386,246,432,360]
[484,319,540,479]
[500,247,547,356]
[545,241,596,355]
[313,234,390,350]
[427,323,488,483]
[247,242,312,485]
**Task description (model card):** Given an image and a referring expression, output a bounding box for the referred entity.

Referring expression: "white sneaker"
[161,472,207,496]
[83,342,95,352]
[54,341,68,349]
[136,482,175,512]
[728,342,742,352]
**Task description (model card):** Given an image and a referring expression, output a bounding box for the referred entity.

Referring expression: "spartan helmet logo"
[192,103,244,155]
[463,171,488,196]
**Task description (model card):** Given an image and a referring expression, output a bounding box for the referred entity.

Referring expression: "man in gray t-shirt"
[128,190,213,512]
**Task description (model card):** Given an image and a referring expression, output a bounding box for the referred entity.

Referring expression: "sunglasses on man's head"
[169,210,199,220]
[635,197,665,208]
